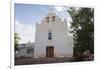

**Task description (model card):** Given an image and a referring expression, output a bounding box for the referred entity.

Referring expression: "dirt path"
[15,57,74,65]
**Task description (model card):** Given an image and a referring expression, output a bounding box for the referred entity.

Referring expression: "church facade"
[34,11,73,58]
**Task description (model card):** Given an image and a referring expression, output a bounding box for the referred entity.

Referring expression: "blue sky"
[15,4,72,43]
[15,4,54,25]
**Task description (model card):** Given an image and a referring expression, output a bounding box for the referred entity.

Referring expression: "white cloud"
[54,6,66,12]
[15,20,36,44]
[54,6,72,32]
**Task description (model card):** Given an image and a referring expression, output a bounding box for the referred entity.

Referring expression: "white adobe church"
[16,11,73,59]
[34,11,73,58]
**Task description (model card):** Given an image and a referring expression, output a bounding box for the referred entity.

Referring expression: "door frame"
[46,46,54,58]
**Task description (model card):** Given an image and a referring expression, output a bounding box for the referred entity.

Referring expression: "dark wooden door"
[46,46,54,57]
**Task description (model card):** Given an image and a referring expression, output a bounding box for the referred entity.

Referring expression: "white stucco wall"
[34,12,73,58]
[16,43,34,58]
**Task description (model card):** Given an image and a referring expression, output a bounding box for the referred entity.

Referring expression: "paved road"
[15,57,74,65]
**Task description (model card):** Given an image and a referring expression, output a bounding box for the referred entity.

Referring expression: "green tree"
[14,33,21,51]
[68,8,94,60]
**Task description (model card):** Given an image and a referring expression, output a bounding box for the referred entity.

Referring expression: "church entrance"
[46,46,54,58]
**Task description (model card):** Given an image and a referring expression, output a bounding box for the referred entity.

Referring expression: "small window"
[48,31,52,40]
[27,48,34,54]
[52,16,55,22]
[46,17,49,22]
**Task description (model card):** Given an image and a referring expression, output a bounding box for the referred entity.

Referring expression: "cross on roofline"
[50,8,53,11]
[49,8,54,12]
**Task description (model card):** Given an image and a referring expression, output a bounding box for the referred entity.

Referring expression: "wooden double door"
[46,46,54,57]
